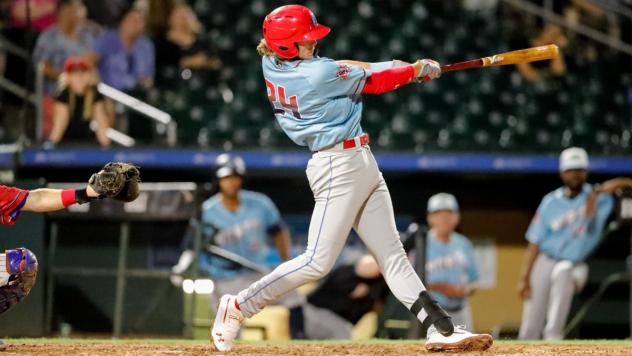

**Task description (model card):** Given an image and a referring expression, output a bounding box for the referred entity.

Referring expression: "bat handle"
[441,59,484,73]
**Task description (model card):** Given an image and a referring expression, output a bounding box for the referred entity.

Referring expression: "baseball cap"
[559,147,589,172]
[427,193,459,213]
[63,56,89,72]
[215,154,246,179]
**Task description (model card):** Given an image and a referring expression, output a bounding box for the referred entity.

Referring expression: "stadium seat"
[149,2,630,154]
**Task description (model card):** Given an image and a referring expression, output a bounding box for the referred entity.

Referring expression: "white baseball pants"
[519,253,588,340]
[237,144,428,323]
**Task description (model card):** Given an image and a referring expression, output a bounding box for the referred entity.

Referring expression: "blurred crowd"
[1,0,221,146]
[1,0,629,149]
[504,0,630,82]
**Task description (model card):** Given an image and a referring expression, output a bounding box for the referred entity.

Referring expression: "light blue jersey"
[200,190,281,279]
[262,55,370,151]
[526,183,614,262]
[426,231,478,310]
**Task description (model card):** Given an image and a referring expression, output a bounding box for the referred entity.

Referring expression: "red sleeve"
[361,65,415,94]
[0,185,29,225]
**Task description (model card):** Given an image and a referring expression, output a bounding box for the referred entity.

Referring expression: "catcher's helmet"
[262,4,330,59]
[215,154,246,179]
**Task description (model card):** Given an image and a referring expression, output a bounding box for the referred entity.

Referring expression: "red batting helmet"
[262,5,331,59]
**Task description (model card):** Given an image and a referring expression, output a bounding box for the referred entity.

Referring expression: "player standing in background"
[210,5,492,352]
[171,154,304,336]
[424,193,478,329]
[0,163,139,350]
[518,147,632,340]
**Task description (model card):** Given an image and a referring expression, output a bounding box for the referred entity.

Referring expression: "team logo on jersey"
[337,65,351,80]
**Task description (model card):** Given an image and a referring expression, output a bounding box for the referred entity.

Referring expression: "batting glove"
[416,59,441,82]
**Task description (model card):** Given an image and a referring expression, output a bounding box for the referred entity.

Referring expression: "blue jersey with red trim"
[526,183,614,262]
[262,55,370,151]
[0,185,29,225]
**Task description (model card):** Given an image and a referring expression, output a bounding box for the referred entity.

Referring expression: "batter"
[211,5,493,352]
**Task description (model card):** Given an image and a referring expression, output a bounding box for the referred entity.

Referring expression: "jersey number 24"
[265,79,302,119]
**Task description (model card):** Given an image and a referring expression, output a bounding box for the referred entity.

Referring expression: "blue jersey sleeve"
[464,241,479,282]
[258,195,281,231]
[200,207,218,242]
[526,198,549,245]
[308,59,369,98]
[369,61,393,71]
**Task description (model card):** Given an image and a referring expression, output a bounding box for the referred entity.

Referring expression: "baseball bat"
[440,44,559,73]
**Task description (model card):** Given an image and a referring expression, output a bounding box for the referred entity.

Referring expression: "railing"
[502,0,632,57]
[96,83,177,147]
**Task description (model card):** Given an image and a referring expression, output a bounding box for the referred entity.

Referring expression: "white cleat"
[211,295,244,352]
[425,325,493,352]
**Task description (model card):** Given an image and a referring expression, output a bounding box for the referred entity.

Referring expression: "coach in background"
[518,147,632,340]
[424,193,479,328]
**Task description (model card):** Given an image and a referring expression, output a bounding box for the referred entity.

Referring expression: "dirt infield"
[2,340,631,356]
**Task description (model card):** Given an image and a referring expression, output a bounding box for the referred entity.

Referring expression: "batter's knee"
[0,248,38,315]
[301,256,336,281]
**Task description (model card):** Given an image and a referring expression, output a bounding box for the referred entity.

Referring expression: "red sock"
[234,299,241,311]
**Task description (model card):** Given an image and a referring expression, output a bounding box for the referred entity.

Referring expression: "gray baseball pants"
[211,272,304,311]
[519,253,588,340]
[236,144,429,324]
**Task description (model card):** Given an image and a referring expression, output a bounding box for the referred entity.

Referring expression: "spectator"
[518,147,632,340]
[49,56,110,147]
[90,2,154,91]
[146,0,174,38]
[517,23,568,82]
[32,0,95,137]
[33,0,94,95]
[423,193,479,328]
[155,1,221,71]
[10,0,57,32]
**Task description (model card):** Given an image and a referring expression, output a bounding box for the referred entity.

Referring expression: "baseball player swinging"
[211,5,492,352]
[0,163,140,350]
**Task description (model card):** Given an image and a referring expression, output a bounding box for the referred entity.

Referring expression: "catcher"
[0,162,140,350]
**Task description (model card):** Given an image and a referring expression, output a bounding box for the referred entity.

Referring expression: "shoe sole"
[426,334,493,352]
[210,297,226,352]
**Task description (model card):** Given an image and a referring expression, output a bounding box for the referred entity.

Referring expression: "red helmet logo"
[262,5,331,59]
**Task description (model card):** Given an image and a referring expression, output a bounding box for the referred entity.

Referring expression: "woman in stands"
[49,56,111,147]
[155,1,221,71]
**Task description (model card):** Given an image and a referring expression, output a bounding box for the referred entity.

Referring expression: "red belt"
[342,133,370,149]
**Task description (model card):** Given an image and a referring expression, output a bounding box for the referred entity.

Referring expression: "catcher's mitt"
[89,162,140,202]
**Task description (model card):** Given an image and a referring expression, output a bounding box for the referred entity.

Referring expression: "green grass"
[4,338,632,346]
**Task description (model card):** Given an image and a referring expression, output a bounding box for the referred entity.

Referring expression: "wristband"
[61,189,76,207]
[61,188,96,207]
